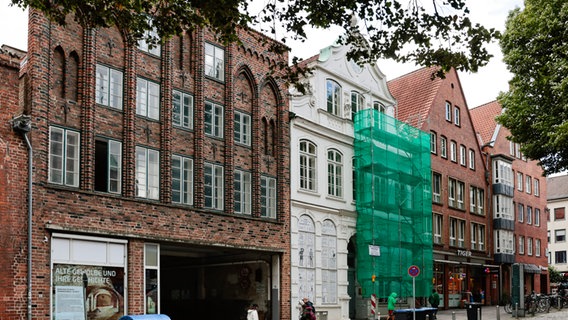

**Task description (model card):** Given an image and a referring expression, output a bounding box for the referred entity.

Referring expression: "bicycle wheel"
[537,297,550,313]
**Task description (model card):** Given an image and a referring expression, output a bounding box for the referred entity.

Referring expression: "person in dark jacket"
[428,289,440,319]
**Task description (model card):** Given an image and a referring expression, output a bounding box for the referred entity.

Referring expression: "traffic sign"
[408,265,420,278]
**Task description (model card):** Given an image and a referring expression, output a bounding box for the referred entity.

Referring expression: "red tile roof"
[387,66,444,128]
[470,100,501,145]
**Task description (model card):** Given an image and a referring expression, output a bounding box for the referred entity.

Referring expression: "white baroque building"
[289,43,396,320]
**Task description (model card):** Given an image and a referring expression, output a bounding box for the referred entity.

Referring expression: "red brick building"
[388,67,495,308]
[0,44,28,319]
[471,101,548,297]
[2,9,291,320]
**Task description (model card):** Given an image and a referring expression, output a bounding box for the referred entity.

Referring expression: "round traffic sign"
[408,265,420,277]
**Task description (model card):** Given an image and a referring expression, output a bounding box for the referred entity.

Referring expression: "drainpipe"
[12,114,33,320]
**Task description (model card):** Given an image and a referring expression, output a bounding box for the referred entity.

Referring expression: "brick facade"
[0,9,291,320]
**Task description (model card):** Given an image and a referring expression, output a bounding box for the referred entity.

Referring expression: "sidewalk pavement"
[435,305,568,320]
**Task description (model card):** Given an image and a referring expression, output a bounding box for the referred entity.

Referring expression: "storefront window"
[145,243,159,314]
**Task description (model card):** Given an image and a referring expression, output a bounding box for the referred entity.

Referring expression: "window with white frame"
[171,155,193,205]
[478,224,486,251]
[457,181,465,210]
[471,223,479,250]
[535,208,540,226]
[135,146,159,200]
[138,27,161,56]
[204,101,224,138]
[518,204,524,222]
[432,172,442,204]
[430,131,437,154]
[373,101,386,113]
[448,178,456,208]
[299,140,317,191]
[518,236,524,254]
[450,218,457,246]
[351,91,365,120]
[136,77,160,120]
[49,126,80,187]
[234,170,251,215]
[469,186,485,215]
[144,243,159,314]
[234,111,251,146]
[204,163,224,210]
[495,230,514,254]
[515,143,521,158]
[96,64,123,109]
[527,238,533,256]
[534,179,540,196]
[468,149,475,170]
[205,43,225,81]
[509,141,515,156]
[494,194,514,220]
[261,176,277,218]
[458,219,465,248]
[440,136,447,158]
[173,90,193,129]
[525,175,532,194]
[445,101,452,121]
[535,239,541,257]
[327,149,343,198]
[450,141,457,162]
[321,220,337,304]
[298,215,315,301]
[517,172,523,191]
[94,138,121,194]
[454,106,461,126]
[459,145,466,166]
[326,80,342,116]
[527,206,533,224]
[433,214,443,244]
[494,160,513,186]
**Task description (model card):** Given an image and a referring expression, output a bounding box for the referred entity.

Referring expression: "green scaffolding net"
[354,109,433,299]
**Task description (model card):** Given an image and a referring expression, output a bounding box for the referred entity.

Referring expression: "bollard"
[425,315,429,320]
[515,302,518,319]
[452,311,456,320]
[477,305,481,320]
[496,305,500,320]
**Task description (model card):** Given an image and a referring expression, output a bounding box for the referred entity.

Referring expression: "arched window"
[326,79,341,116]
[321,219,337,304]
[298,215,315,301]
[299,140,317,191]
[327,149,343,198]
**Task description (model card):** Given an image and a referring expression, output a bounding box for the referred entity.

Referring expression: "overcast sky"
[0,0,523,108]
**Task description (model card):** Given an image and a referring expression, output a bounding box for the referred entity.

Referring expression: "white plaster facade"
[289,43,396,320]
[547,175,568,274]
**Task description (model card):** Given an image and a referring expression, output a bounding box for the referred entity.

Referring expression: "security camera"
[12,114,32,133]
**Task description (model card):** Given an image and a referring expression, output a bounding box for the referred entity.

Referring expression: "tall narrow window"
[440,136,447,158]
[298,215,315,302]
[457,181,465,210]
[517,172,523,191]
[299,140,317,191]
[535,239,541,257]
[136,77,160,120]
[458,219,465,248]
[433,214,443,244]
[459,145,466,166]
[321,220,338,304]
[96,64,123,109]
[327,149,343,198]
[450,218,457,246]
[144,243,160,314]
[326,80,341,116]
[450,141,457,162]
[172,90,193,129]
[469,149,475,170]
[527,206,533,224]
[454,106,461,126]
[527,238,533,256]
[95,139,122,194]
[430,131,437,154]
[445,102,452,121]
[448,178,457,208]
[518,204,524,222]
[205,43,225,81]
[525,175,532,194]
[534,179,540,196]
[49,127,80,187]
[535,208,541,226]
[234,111,251,146]
[432,172,442,204]
[234,170,251,214]
[351,91,365,121]
[205,101,224,138]
[136,147,159,200]
[261,176,277,218]
[518,236,525,254]
[204,163,224,210]
[171,155,193,205]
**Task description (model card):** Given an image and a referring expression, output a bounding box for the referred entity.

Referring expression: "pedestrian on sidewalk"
[429,289,440,319]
